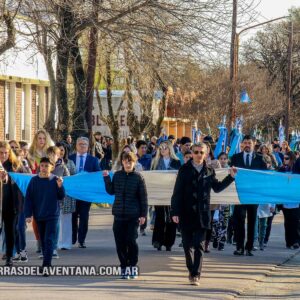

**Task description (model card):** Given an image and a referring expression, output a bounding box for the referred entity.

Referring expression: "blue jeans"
[15,212,26,253]
[36,219,58,267]
[53,214,60,251]
[258,218,267,245]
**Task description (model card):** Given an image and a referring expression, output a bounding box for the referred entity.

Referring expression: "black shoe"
[233,249,244,256]
[153,241,160,249]
[204,242,210,253]
[166,247,171,251]
[212,241,218,249]
[246,250,254,256]
[5,258,13,267]
[78,243,86,248]
[157,246,162,251]
[140,230,146,236]
[61,248,69,250]
[218,245,225,251]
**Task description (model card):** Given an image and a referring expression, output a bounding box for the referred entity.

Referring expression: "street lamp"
[230,15,291,133]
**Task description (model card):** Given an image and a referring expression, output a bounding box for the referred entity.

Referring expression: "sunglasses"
[160,146,168,151]
[284,157,290,160]
[184,144,191,147]
[193,150,205,155]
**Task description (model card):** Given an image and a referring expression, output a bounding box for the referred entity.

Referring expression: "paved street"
[0,208,299,300]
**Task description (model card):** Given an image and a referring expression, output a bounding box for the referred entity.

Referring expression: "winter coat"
[171,160,234,230]
[104,169,148,220]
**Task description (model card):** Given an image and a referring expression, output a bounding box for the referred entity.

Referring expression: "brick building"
[0,17,50,142]
[0,76,50,141]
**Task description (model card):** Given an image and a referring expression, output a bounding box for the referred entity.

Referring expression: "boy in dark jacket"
[25,157,65,271]
[103,151,148,279]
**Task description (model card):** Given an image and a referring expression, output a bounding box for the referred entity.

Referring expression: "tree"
[0,0,20,56]
[17,0,261,144]
[243,8,300,130]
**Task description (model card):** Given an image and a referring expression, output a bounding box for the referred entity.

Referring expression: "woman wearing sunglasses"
[151,141,181,251]
[278,151,300,249]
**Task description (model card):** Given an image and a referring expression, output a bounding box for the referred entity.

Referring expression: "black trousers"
[264,214,275,244]
[181,227,206,277]
[113,218,139,269]
[152,206,176,248]
[72,200,91,244]
[233,204,258,251]
[3,212,17,259]
[282,208,300,247]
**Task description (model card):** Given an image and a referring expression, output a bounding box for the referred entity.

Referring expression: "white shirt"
[243,151,253,167]
[258,204,275,218]
[163,157,171,169]
[76,152,88,173]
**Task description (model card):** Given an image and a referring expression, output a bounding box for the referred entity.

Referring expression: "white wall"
[92,90,159,138]
[0,19,49,81]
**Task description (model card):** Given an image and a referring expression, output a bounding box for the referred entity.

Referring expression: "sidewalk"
[0,209,298,299]
[237,251,300,299]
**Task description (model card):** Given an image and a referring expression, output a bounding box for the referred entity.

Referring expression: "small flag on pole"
[240,89,251,103]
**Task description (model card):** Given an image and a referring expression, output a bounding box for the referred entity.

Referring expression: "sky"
[257,0,299,20]
[240,0,300,41]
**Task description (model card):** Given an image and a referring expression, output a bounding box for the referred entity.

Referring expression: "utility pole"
[285,21,293,139]
[229,0,238,128]
[229,13,289,131]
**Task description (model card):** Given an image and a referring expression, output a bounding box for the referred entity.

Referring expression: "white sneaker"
[12,253,21,262]
[20,250,28,262]
[52,250,59,259]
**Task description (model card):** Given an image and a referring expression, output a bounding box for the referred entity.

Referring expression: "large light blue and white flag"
[9,169,300,206]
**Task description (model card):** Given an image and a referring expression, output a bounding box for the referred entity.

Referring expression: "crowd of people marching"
[0,129,300,284]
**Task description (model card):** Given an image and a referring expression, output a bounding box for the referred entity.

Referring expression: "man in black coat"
[293,157,300,174]
[171,142,236,285]
[230,135,267,256]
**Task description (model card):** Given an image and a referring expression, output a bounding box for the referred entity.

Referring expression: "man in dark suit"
[230,135,267,256]
[293,157,300,174]
[70,137,101,248]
